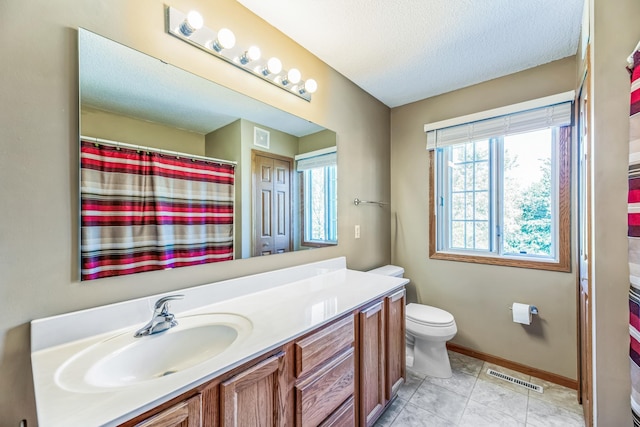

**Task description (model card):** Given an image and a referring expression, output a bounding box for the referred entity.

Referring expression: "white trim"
[423,90,576,133]
[294,146,337,161]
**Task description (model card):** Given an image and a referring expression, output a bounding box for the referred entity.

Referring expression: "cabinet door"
[220,352,286,427]
[136,394,202,427]
[385,289,406,400]
[358,300,386,426]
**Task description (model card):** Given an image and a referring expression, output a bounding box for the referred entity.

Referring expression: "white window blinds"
[295,146,337,171]
[426,101,573,150]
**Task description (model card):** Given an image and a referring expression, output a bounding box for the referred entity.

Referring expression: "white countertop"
[31,258,408,427]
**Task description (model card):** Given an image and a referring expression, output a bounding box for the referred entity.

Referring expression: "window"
[302,165,337,244]
[296,147,337,246]
[427,100,571,271]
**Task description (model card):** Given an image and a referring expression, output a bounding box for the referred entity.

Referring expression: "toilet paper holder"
[508,305,539,315]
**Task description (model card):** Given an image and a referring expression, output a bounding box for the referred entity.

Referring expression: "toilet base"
[409,339,452,378]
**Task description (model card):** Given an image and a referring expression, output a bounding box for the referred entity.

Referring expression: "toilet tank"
[367,265,404,278]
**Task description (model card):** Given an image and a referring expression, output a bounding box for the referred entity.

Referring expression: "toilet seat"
[406,303,455,328]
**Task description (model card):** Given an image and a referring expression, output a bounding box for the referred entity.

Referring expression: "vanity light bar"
[165,6,317,102]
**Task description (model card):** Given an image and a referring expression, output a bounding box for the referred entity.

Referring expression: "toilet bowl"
[367,265,457,379]
[405,303,457,378]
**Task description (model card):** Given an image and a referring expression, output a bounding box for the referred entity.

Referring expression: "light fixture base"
[166,6,312,102]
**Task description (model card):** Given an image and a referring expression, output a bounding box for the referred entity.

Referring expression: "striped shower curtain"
[628,46,640,426]
[80,140,235,280]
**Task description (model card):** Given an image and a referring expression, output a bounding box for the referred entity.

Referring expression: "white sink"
[55,313,252,392]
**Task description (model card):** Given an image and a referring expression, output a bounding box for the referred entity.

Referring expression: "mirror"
[79,29,337,280]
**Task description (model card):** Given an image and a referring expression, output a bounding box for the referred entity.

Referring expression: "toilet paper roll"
[512,302,532,325]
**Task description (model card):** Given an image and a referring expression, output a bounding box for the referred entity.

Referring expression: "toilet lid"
[406,303,455,327]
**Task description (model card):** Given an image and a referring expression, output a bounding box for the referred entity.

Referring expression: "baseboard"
[446,342,578,390]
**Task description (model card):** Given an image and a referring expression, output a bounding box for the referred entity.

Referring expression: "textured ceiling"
[238,0,584,108]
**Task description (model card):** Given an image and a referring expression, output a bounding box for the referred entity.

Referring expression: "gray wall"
[590,0,640,423]
[0,0,390,425]
[390,56,579,379]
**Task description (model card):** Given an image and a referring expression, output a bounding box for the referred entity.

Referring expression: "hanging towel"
[628,43,640,427]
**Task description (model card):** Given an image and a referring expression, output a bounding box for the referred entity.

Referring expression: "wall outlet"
[355,225,361,239]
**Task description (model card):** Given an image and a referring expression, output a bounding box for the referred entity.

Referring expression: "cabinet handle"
[388,289,405,302]
[362,301,383,317]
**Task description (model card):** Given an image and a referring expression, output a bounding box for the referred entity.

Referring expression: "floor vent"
[486,368,544,393]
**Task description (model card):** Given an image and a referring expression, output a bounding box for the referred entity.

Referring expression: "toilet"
[367,265,457,378]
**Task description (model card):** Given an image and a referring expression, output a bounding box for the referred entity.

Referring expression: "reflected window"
[296,147,337,246]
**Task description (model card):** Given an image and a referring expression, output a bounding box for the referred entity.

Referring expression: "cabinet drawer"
[295,348,354,426]
[295,314,354,378]
[318,396,355,427]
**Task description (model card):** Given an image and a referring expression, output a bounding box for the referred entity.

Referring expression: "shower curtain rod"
[81,135,237,167]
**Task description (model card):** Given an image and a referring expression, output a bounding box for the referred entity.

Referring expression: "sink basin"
[55,313,252,392]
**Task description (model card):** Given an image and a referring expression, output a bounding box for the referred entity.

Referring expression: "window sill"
[429,250,571,272]
[302,241,337,248]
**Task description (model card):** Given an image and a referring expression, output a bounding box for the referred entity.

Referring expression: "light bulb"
[212,28,236,52]
[305,79,318,93]
[239,46,261,65]
[262,57,282,76]
[283,68,301,85]
[179,10,204,37]
[298,78,318,95]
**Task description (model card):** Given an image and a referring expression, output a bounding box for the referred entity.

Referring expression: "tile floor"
[375,351,585,427]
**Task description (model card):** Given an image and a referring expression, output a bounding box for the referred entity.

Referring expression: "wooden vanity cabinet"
[120,287,404,427]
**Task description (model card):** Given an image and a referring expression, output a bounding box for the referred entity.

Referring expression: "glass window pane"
[304,166,337,243]
[465,193,474,219]
[465,143,474,162]
[452,145,465,163]
[310,168,326,240]
[465,164,474,190]
[502,129,553,257]
[451,221,465,248]
[475,161,489,190]
[475,140,489,160]
[475,191,489,220]
[452,165,465,191]
[475,221,489,250]
[452,193,465,220]
[465,222,474,248]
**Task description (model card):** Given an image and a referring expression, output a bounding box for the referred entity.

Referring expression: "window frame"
[429,126,571,272]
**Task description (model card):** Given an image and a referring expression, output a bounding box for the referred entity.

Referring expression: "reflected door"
[252,151,292,256]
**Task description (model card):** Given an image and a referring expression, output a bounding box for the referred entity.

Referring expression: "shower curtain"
[628,44,640,427]
[80,140,235,280]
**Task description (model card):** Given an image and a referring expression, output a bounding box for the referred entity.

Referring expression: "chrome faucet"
[134,295,184,338]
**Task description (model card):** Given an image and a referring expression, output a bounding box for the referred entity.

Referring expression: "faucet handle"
[153,294,184,315]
